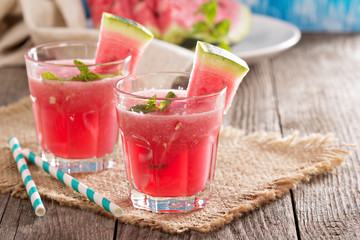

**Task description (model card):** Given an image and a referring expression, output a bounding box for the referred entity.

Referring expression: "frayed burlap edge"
[215,130,352,222]
[0,97,356,234]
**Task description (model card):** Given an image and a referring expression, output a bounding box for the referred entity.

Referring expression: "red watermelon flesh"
[187,41,249,114]
[88,0,251,44]
[87,0,113,29]
[94,13,154,74]
[132,0,173,32]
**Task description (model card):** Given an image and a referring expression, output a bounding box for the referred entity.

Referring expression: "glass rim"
[114,71,227,101]
[24,41,132,68]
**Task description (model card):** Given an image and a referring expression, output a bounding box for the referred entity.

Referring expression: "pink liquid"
[28,60,118,159]
[116,90,224,197]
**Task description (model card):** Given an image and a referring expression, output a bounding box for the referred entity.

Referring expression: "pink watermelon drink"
[24,13,153,173]
[25,42,131,173]
[115,41,249,213]
[28,60,120,159]
[115,72,226,212]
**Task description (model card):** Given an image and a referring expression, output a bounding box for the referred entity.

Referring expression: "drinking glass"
[25,41,131,173]
[114,72,226,212]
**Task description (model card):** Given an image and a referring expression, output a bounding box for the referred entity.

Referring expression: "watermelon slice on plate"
[88,0,251,48]
[187,41,249,114]
[95,12,154,74]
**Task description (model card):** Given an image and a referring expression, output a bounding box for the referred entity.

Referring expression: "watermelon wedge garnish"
[187,41,249,113]
[95,12,154,74]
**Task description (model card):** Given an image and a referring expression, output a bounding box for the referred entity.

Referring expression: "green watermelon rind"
[102,12,154,43]
[161,24,188,45]
[197,41,249,76]
[227,5,252,44]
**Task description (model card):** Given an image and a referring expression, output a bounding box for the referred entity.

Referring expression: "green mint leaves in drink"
[41,60,119,82]
[188,0,231,50]
[129,96,159,113]
[129,91,178,114]
[71,60,102,82]
[41,72,66,81]
[159,91,177,112]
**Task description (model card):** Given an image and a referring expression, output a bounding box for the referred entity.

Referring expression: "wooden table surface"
[1,33,359,239]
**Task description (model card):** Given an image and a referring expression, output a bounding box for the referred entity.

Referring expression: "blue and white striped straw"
[8,137,46,217]
[21,148,123,217]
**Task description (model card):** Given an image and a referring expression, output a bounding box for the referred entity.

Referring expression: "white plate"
[231,14,301,64]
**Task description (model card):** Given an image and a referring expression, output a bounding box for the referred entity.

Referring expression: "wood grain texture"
[0,197,115,240]
[272,34,360,239]
[14,199,115,240]
[0,193,10,219]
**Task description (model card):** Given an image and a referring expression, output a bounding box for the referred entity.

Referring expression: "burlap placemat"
[0,97,352,234]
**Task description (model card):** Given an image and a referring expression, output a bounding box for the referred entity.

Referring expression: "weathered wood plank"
[0,193,10,220]
[0,193,116,240]
[0,194,115,240]
[0,196,23,239]
[0,194,116,240]
[13,199,115,240]
[115,196,297,240]
[272,33,360,239]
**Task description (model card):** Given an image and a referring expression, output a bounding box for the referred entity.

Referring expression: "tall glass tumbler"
[25,42,131,173]
[114,72,226,213]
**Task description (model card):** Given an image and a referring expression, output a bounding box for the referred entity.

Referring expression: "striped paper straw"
[8,137,46,217]
[21,148,123,217]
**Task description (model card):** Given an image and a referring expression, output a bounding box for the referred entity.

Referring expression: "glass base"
[42,151,117,174]
[130,189,211,213]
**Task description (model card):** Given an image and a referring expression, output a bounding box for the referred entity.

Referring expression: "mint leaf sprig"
[41,60,121,82]
[129,91,177,114]
[71,60,102,82]
[189,0,231,50]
